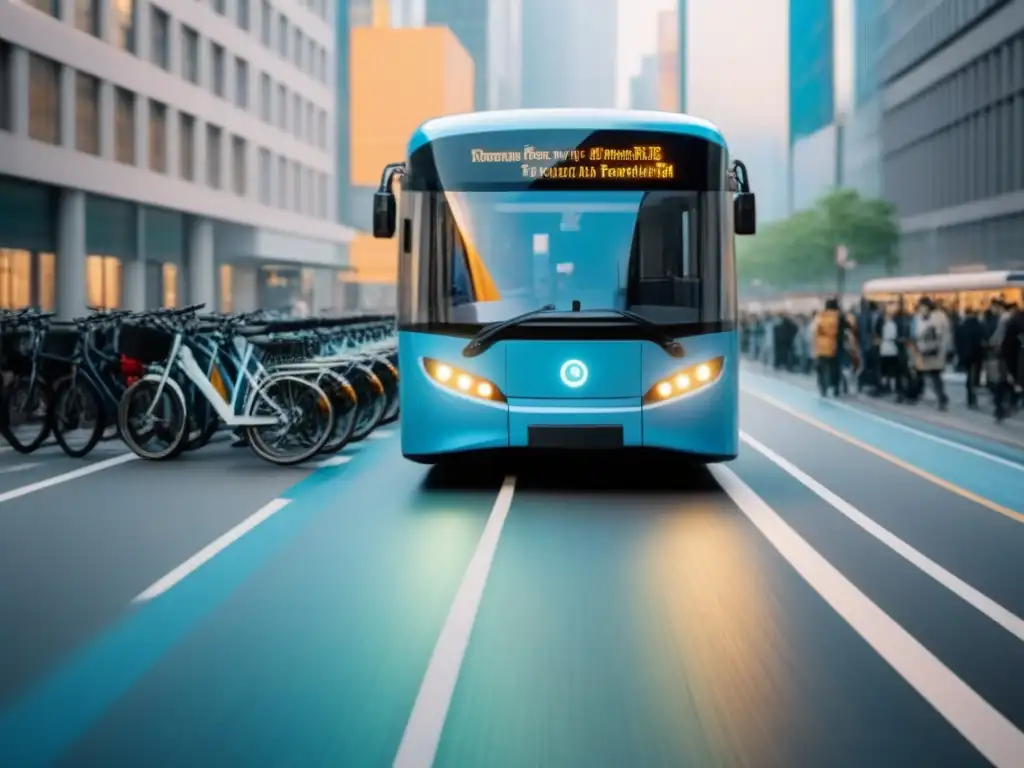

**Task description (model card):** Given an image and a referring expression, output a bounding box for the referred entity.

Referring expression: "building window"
[234,58,249,108]
[25,0,59,18]
[258,148,271,204]
[318,110,326,148]
[114,87,135,164]
[28,54,60,146]
[237,0,249,30]
[292,94,302,137]
[294,29,303,68]
[318,49,326,83]
[231,136,246,195]
[150,6,169,70]
[219,264,233,312]
[0,42,11,133]
[179,112,195,180]
[318,173,327,218]
[307,40,315,76]
[213,0,225,15]
[260,73,271,121]
[207,124,222,188]
[181,26,199,84]
[278,15,288,58]
[260,0,272,46]
[276,83,287,129]
[211,44,225,98]
[292,161,301,211]
[86,256,122,309]
[75,0,100,36]
[161,263,178,308]
[0,250,32,309]
[305,102,313,142]
[277,156,287,206]
[149,101,167,173]
[111,0,135,52]
[75,72,100,155]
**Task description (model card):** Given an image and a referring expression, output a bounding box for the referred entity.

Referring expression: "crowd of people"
[740,297,1024,423]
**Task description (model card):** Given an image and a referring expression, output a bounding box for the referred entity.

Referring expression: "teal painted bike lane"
[742,372,1024,515]
[0,435,506,767]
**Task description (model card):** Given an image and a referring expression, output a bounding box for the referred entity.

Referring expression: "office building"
[657,8,679,112]
[841,0,883,199]
[629,55,659,111]
[879,0,1024,273]
[346,25,473,309]
[0,0,353,316]
[678,0,687,111]
[788,0,836,212]
[520,0,617,108]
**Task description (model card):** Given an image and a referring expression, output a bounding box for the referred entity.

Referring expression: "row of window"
[14,51,330,217]
[880,0,1008,83]
[884,30,1024,153]
[897,212,1024,275]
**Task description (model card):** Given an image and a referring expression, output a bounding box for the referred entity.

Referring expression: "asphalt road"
[0,371,1022,767]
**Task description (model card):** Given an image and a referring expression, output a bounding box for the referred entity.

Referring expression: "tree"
[737,188,900,290]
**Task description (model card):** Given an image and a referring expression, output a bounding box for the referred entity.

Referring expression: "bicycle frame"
[143,334,280,427]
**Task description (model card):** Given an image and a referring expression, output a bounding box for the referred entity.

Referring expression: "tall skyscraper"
[629,55,659,111]
[879,0,1024,274]
[520,0,617,108]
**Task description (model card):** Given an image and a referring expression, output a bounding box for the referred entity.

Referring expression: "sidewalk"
[744,362,1024,451]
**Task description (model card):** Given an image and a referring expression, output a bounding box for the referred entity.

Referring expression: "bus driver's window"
[450,230,472,307]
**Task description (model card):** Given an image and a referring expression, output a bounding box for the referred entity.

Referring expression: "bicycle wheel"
[348,366,386,443]
[183,382,220,451]
[245,375,334,465]
[371,358,400,424]
[52,375,105,458]
[117,378,189,460]
[318,374,359,454]
[0,375,53,453]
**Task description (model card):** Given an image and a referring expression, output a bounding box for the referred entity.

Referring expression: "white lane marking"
[314,455,351,468]
[132,497,292,603]
[394,476,517,768]
[740,431,1024,642]
[0,462,40,474]
[370,429,394,439]
[708,464,1024,767]
[743,379,1024,472]
[0,453,136,505]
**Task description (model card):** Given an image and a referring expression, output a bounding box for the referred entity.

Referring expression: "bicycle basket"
[119,324,173,363]
[42,326,80,358]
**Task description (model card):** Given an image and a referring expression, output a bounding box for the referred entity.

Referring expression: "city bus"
[371,109,756,464]
[862,271,1024,314]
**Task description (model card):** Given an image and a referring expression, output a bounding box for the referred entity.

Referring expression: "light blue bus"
[371,109,756,464]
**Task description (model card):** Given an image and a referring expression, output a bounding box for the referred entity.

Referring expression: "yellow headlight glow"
[422,358,506,403]
[643,356,725,405]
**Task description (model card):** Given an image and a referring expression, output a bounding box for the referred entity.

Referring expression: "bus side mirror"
[372,192,396,238]
[735,193,756,235]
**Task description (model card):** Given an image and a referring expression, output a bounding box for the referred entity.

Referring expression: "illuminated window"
[149,100,167,173]
[0,250,32,309]
[179,112,195,180]
[161,263,178,307]
[115,88,135,164]
[219,264,233,312]
[28,54,60,145]
[38,253,56,311]
[86,255,122,309]
[110,0,135,52]
[75,0,100,35]
[75,72,100,155]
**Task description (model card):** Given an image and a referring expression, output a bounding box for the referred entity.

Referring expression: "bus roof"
[862,271,1024,294]
[407,109,727,155]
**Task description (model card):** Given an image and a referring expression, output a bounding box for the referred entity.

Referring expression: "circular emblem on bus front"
[560,359,588,388]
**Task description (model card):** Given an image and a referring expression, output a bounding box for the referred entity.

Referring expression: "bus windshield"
[397,129,736,332]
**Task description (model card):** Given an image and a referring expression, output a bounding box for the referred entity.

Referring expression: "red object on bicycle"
[119,354,143,385]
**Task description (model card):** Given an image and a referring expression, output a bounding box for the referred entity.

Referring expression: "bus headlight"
[642,356,725,404]
[422,358,506,403]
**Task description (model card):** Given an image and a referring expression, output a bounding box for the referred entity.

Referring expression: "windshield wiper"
[462,304,557,357]
[590,308,686,357]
